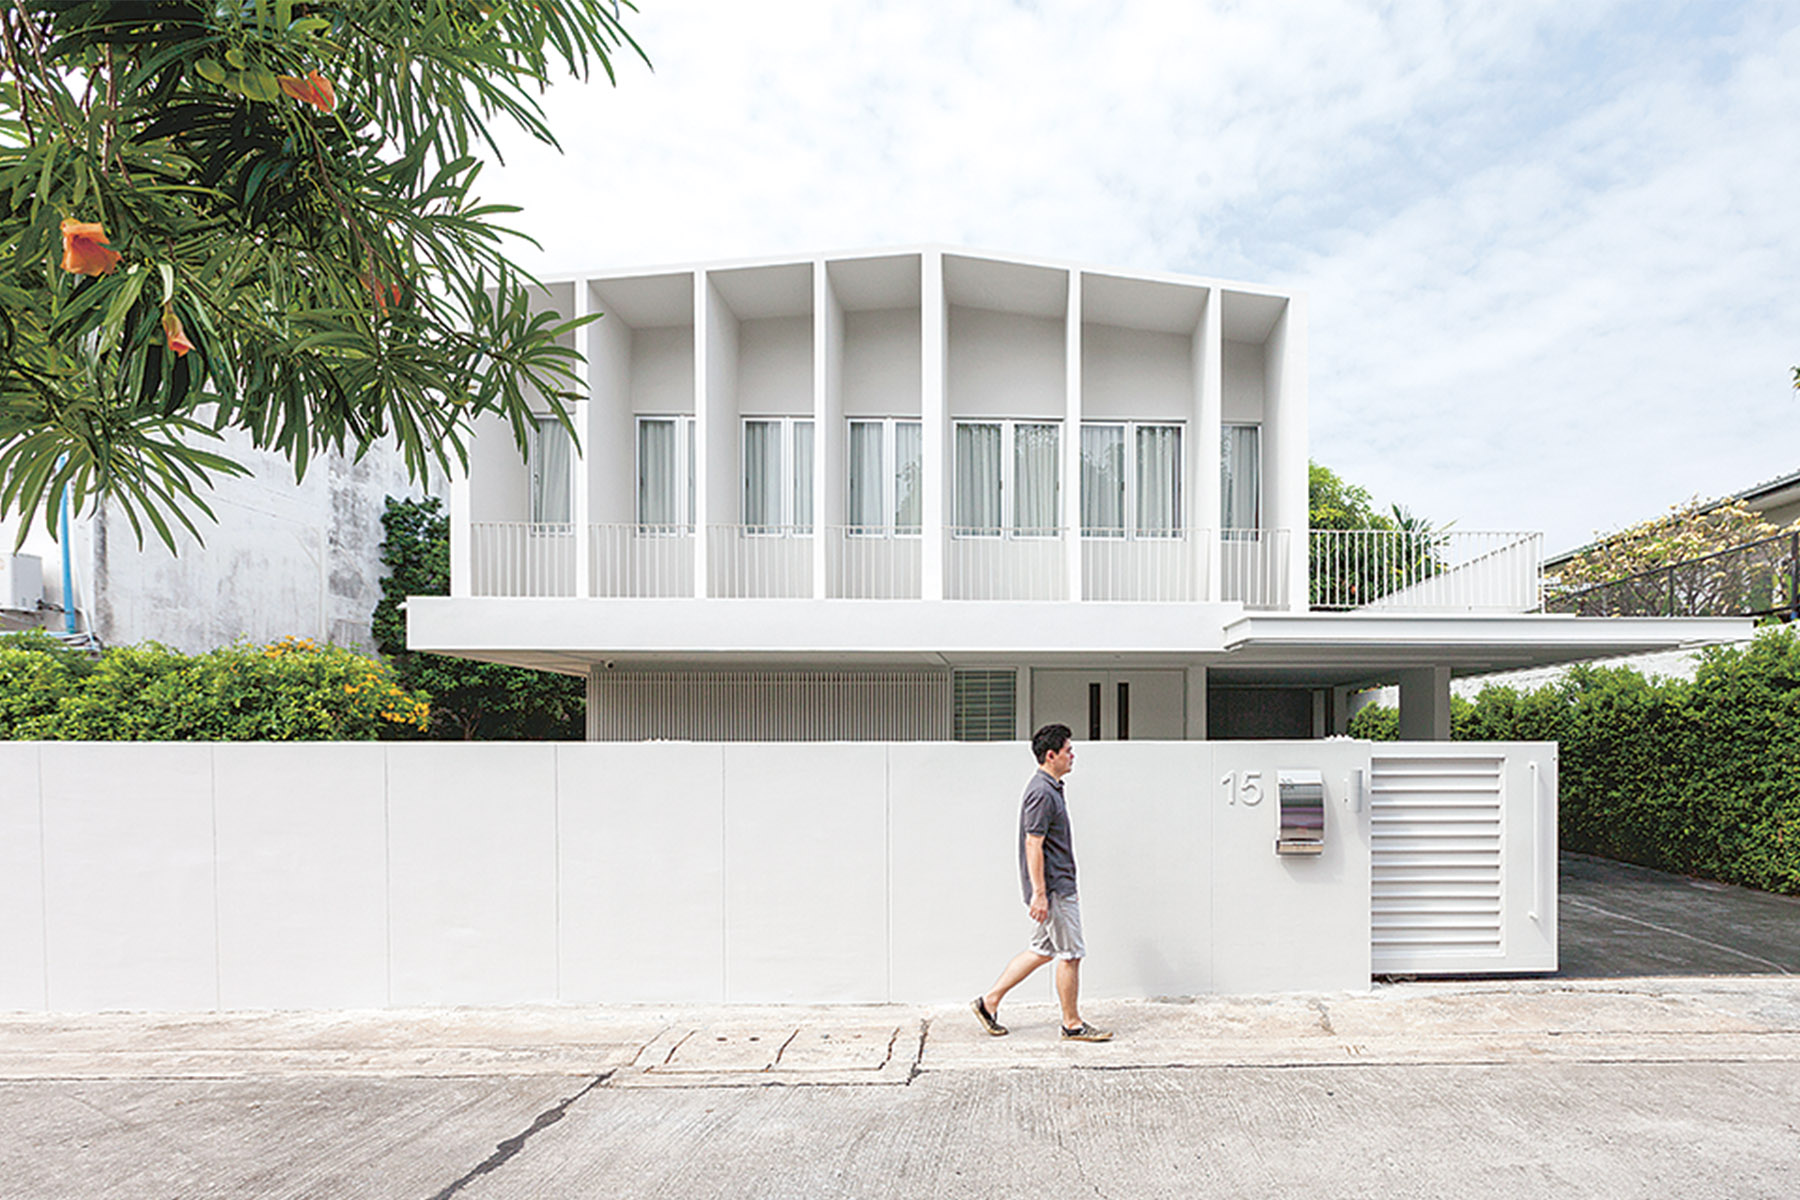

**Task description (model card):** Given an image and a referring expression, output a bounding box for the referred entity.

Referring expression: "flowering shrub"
[1,635,428,741]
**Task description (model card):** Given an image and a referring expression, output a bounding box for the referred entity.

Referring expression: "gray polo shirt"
[1018,768,1077,901]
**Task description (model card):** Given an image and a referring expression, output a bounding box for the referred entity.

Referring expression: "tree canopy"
[0,1,643,548]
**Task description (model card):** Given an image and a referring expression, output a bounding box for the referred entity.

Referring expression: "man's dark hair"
[1032,723,1071,764]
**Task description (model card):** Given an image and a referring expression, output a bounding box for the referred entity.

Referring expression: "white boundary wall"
[0,740,1551,1013]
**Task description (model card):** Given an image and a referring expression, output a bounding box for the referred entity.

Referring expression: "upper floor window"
[743,417,814,531]
[637,415,694,528]
[1221,423,1260,532]
[955,420,1059,537]
[1080,423,1182,538]
[848,418,922,534]
[528,416,574,525]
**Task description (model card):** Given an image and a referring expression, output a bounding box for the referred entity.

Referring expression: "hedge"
[0,633,430,741]
[1349,627,1800,895]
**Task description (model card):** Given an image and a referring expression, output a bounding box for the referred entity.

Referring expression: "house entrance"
[1031,670,1184,740]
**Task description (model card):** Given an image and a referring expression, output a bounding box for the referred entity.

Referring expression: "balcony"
[462,523,1544,612]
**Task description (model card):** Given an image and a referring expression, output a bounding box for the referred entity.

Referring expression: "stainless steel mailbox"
[1276,770,1325,855]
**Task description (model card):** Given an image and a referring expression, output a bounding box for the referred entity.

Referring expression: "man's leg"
[983,950,1052,1015]
[1055,956,1082,1029]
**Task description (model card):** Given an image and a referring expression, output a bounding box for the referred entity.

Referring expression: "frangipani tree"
[0,1,643,548]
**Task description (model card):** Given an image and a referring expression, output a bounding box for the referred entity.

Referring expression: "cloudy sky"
[484,0,1799,553]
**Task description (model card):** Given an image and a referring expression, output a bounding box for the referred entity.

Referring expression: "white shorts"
[1028,892,1086,961]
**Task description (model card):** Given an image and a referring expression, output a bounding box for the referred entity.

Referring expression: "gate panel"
[1369,745,1556,975]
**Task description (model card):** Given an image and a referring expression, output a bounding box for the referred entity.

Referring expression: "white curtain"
[894,421,922,532]
[1081,425,1125,536]
[531,417,573,525]
[1014,423,1060,535]
[1136,425,1181,536]
[1221,424,1260,534]
[955,423,1002,532]
[742,421,782,527]
[638,418,679,526]
[848,421,884,529]
[793,421,814,532]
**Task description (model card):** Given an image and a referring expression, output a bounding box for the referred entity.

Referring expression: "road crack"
[426,1072,611,1200]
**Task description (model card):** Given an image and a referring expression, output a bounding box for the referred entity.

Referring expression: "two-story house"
[406,247,1749,741]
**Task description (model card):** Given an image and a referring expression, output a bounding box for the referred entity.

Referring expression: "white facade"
[407,247,1753,741]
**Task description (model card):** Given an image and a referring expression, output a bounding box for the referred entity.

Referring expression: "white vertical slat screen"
[588,669,954,741]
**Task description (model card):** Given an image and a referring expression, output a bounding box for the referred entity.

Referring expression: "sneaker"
[1060,1022,1113,1042]
[971,997,1008,1037]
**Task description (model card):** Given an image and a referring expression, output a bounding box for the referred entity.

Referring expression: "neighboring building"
[1,430,431,654]
[406,247,1750,741]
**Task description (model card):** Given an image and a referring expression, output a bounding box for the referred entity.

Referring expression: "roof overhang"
[407,598,1754,685]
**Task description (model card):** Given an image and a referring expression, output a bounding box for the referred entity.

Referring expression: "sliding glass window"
[1080,422,1181,537]
[848,418,923,534]
[741,417,814,531]
[636,416,692,528]
[528,416,574,525]
[1220,423,1260,534]
[955,420,1061,537]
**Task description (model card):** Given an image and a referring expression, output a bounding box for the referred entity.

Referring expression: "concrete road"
[6,978,1800,1199]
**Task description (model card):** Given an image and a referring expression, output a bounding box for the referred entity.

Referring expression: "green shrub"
[0,631,88,738]
[1350,627,1800,895]
[12,637,429,741]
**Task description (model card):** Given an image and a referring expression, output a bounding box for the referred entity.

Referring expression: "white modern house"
[406,246,1747,743]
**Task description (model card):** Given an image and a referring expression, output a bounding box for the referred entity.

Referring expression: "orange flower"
[161,305,194,357]
[278,69,336,114]
[60,219,122,276]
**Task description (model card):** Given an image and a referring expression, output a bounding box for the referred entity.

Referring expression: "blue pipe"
[59,473,74,635]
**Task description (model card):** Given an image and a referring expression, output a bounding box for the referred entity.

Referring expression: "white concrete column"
[1332,685,1353,735]
[813,262,840,597]
[1397,666,1453,741]
[1265,297,1309,611]
[692,272,710,598]
[572,278,593,598]
[1015,667,1033,740]
[1065,270,1084,600]
[1184,666,1208,740]
[1196,288,1222,602]
[921,251,946,600]
[449,468,471,597]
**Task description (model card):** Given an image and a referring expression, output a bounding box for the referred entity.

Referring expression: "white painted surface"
[38,743,217,1012]
[723,742,890,1002]
[1221,340,1266,423]
[0,745,45,1010]
[738,315,813,417]
[4,739,1556,1013]
[558,743,726,1002]
[629,325,695,415]
[1082,324,1193,421]
[947,306,1065,419]
[212,744,389,1009]
[842,308,922,418]
[385,744,559,1006]
[1209,740,1372,992]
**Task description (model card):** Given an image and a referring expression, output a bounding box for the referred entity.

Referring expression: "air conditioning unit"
[2,553,43,612]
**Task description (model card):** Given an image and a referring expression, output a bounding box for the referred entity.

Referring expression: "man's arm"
[1026,833,1048,922]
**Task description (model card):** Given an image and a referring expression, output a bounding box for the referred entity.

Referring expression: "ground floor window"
[953,669,1017,741]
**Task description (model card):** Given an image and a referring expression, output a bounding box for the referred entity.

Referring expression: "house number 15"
[1220,770,1264,806]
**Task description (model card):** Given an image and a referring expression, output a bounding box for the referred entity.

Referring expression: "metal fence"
[946,528,1069,600]
[470,523,577,597]
[1544,532,1800,618]
[1221,529,1292,609]
[1081,532,1204,601]
[1311,530,1543,613]
[591,524,693,598]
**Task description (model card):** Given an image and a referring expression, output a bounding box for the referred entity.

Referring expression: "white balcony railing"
[470,523,577,597]
[591,523,693,598]
[706,525,814,598]
[828,528,923,599]
[1081,532,1204,601]
[947,528,1069,600]
[469,522,1542,610]
[1311,529,1543,613]
[1221,528,1292,609]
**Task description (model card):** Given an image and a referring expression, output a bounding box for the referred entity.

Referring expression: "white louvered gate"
[1368,744,1558,975]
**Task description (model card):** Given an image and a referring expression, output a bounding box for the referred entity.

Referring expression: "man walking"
[972,723,1112,1042]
